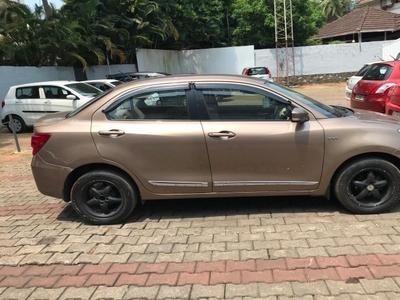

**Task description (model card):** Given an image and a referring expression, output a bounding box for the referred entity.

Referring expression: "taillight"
[369,83,396,95]
[266,68,272,78]
[1,100,4,108]
[31,133,51,155]
[244,69,249,76]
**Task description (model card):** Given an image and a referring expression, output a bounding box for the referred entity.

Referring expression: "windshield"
[265,81,341,118]
[66,89,113,118]
[66,83,102,97]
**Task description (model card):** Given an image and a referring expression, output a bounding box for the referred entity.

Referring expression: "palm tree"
[321,0,353,22]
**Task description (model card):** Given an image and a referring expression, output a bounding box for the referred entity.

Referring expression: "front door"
[91,86,213,194]
[42,85,81,113]
[196,84,325,192]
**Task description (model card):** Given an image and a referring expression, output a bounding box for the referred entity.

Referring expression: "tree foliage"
[0,0,349,68]
[321,0,354,23]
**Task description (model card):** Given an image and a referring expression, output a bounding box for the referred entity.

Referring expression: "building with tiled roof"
[358,0,400,13]
[314,7,400,43]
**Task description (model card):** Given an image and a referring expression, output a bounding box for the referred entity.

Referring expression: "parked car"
[385,84,400,118]
[83,79,123,91]
[351,61,400,113]
[31,74,400,225]
[1,81,102,133]
[242,67,273,81]
[345,63,373,100]
[106,71,170,82]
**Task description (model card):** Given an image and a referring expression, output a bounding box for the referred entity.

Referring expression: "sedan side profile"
[31,75,400,224]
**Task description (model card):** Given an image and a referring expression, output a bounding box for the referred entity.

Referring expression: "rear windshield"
[355,64,370,77]
[362,64,393,81]
[249,68,268,75]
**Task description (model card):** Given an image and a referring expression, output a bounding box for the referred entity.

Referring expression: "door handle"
[98,129,125,138]
[44,101,51,104]
[208,131,236,139]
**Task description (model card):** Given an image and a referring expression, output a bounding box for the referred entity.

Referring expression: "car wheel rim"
[83,181,123,218]
[10,119,21,131]
[348,168,393,208]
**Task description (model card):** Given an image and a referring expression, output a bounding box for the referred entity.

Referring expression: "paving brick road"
[1,83,400,299]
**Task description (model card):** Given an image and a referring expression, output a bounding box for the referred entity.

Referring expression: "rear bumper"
[31,154,72,200]
[345,87,352,101]
[350,94,386,113]
[385,101,400,118]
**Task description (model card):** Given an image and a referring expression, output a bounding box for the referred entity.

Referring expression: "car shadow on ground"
[56,196,359,225]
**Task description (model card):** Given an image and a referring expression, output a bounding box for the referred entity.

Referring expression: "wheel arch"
[62,163,141,202]
[330,152,400,187]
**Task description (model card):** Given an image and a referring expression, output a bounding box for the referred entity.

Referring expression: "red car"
[351,61,400,113]
[385,84,400,118]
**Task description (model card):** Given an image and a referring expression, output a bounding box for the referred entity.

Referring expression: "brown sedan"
[31,75,400,224]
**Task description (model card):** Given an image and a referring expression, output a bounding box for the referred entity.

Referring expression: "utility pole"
[274,0,296,86]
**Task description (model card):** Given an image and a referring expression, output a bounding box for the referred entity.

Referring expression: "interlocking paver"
[360,278,400,293]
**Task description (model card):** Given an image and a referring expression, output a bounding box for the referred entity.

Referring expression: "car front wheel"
[71,170,138,224]
[334,158,400,214]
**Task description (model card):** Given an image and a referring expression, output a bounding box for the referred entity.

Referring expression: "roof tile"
[315,7,400,39]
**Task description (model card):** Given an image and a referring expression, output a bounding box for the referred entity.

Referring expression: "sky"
[24,0,64,9]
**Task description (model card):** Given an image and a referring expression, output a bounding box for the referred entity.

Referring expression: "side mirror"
[291,107,309,123]
[66,95,77,100]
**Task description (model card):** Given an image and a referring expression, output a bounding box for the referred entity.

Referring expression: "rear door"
[13,85,43,125]
[195,83,325,192]
[91,85,213,194]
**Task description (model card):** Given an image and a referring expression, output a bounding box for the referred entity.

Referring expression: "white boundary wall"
[136,46,255,75]
[255,41,387,77]
[137,41,388,78]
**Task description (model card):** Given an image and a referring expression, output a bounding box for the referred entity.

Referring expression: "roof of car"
[10,81,81,88]
[83,79,121,83]
[110,74,267,93]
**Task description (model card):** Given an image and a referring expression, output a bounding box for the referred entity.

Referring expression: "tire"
[71,170,138,225]
[6,115,27,134]
[333,158,400,214]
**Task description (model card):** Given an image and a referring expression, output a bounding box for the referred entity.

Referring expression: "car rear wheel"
[71,170,138,224]
[6,115,26,134]
[334,158,400,214]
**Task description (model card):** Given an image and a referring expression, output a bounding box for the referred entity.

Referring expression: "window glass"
[355,64,371,77]
[202,88,292,121]
[248,67,267,75]
[90,82,111,91]
[363,64,393,81]
[43,86,72,99]
[107,89,189,120]
[65,83,102,97]
[265,82,341,118]
[15,87,40,99]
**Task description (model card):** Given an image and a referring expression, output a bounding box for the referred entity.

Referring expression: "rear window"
[355,64,370,77]
[248,68,268,75]
[363,64,393,81]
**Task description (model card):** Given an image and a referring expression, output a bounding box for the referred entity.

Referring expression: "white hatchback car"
[345,63,375,100]
[1,81,102,133]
